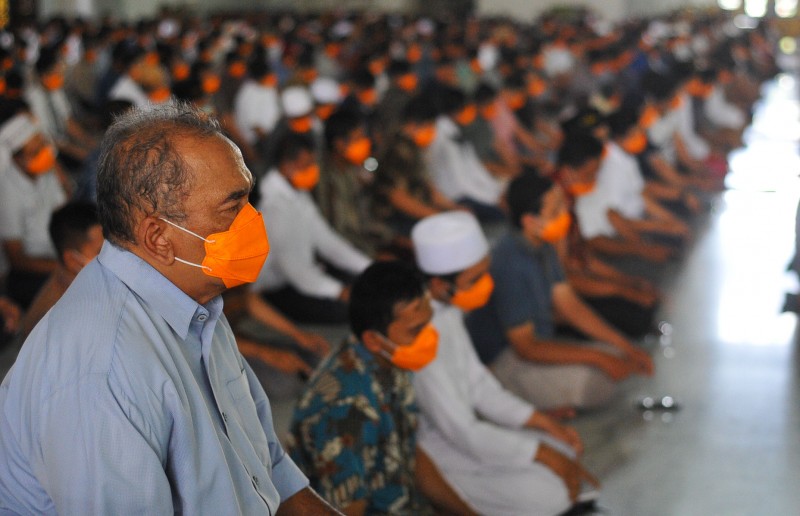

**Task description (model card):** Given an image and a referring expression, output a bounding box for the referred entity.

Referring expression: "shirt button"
[222,412,229,424]
[252,475,259,486]
[197,314,208,322]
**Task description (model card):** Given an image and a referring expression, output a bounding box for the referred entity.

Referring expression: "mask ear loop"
[160,217,215,271]
[375,332,397,361]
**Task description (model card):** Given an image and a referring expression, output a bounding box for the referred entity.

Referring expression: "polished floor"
[575,73,800,515]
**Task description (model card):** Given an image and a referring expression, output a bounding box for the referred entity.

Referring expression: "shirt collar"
[97,241,222,340]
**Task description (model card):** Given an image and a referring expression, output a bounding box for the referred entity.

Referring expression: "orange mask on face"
[289,116,314,134]
[144,52,159,66]
[621,129,648,155]
[397,73,418,93]
[470,58,482,74]
[228,62,247,79]
[527,77,547,98]
[450,273,494,311]
[639,105,660,129]
[369,60,385,76]
[506,92,526,111]
[260,74,278,88]
[149,86,171,103]
[290,163,320,190]
[481,102,499,120]
[412,125,437,148]
[172,62,190,81]
[316,105,336,121]
[455,104,477,126]
[540,212,572,243]
[357,88,378,108]
[379,323,439,371]
[161,203,270,289]
[300,69,318,83]
[202,75,221,95]
[669,95,683,111]
[407,44,423,64]
[344,137,372,165]
[42,73,64,91]
[567,181,595,197]
[25,145,57,175]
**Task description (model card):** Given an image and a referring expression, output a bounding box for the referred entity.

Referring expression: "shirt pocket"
[226,370,272,469]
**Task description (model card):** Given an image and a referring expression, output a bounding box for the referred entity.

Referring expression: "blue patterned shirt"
[289,339,428,515]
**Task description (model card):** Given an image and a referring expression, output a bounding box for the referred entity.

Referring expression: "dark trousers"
[262,286,348,325]
[559,295,657,340]
[6,269,49,311]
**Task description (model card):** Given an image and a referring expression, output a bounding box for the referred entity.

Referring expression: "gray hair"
[96,101,223,245]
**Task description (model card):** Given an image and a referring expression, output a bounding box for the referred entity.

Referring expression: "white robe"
[413,300,572,516]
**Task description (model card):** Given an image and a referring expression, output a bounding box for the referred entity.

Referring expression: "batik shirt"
[289,338,429,515]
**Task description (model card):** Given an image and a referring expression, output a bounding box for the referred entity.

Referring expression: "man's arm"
[3,240,59,274]
[276,487,343,515]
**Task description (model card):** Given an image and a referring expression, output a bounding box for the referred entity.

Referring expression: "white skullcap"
[412,211,489,275]
[311,77,342,105]
[0,113,38,154]
[543,47,575,78]
[281,86,313,118]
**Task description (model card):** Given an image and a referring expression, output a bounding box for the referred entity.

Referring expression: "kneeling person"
[290,261,472,515]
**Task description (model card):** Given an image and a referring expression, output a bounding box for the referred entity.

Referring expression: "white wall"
[476,0,628,22]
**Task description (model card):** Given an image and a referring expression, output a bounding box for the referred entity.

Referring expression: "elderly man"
[0,103,340,514]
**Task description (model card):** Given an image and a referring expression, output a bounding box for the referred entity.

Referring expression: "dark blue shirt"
[466,231,565,364]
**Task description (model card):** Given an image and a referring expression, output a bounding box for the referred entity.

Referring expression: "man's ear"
[137,215,175,265]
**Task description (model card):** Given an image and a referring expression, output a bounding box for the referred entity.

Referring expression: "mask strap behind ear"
[174,256,212,272]
[160,217,216,244]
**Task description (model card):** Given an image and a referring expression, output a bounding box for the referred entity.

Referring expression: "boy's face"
[64,224,104,275]
[385,292,433,348]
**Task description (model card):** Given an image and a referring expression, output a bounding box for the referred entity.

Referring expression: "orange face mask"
[686,78,712,98]
[260,74,278,88]
[357,88,378,107]
[369,60,385,76]
[567,181,595,197]
[540,212,572,243]
[316,105,336,121]
[144,52,159,66]
[300,69,318,83]
[290,163,320,190]
[450,273,494,311]
[481,102,499,120]
[470,58,482,74]
[379,323,439,371]
[407,44,422,63]
[639,105,660,129]
[202,75,221,95]
[412,125,436,148]
[289,116,314,134]
[25,145,57,175]
[149,86,171,103]
[161,203,270,289]
[344,136,371,165]
[325,43,341,58]
[669,95,683,111]
[172,62,190,81]
[397,73,418,93]
[42,73,64,91]
[527,77,547,98]
[455,104,477,126]
[621,129,648,155]
[228,62,247,79]
[506,92,526,111]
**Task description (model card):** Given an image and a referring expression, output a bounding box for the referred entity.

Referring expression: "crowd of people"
[0,5,778,515]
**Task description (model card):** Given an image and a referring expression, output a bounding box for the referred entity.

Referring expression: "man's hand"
[0,297,21,333]
[596,354,637,381]
[534,444,599,502]
[296,332,331,356]
[526,411,583,455]
[625,346,655,376]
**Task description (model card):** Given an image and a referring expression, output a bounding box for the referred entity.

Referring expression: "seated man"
[467,173,654,412]
[411,211,594,516]
[20,201,104,340]
[254,133,371,324]
[290,260,474,515]
[0,109,69,309]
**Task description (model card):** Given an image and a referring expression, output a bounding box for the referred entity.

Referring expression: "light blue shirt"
[0,241,308,514]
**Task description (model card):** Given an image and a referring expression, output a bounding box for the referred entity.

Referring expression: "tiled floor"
[576,73,800,515]
[0,72,797,516]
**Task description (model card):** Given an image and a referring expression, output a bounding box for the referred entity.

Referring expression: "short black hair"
[35,45,60,76]
[48,201,99,262]
[438,86,467,116]
[474,82,498,105]
[607,104,640,138]
[324,109,363,151]
[506,171,555,229]
[401,94,438,125]
[96,102,223,245]
[349,260,426,338]
[558,132,604,168]
[274,131,315,166]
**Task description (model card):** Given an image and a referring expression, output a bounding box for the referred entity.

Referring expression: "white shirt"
[234,80,281,145]
[647,105,681,165]
[24,84,72,140]
[109,74,150,108]
[675,92,710,161]
[705,85,745,130]
[413,300,539,475]
[425,116,504,206]
[0,162,66,259]
[574,142,646,240]
[254,170,371,298]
